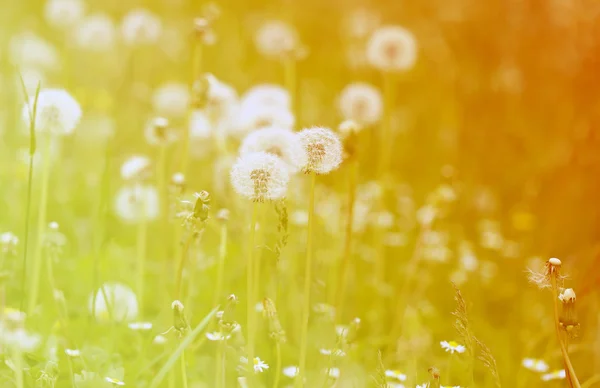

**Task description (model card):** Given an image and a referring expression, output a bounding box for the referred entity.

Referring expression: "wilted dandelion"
[114,184,159,223]
[298,127,343,174]
[44,0,85,29]
[230,152,290,202]
[440,340,466,354]
[527,257,565,289]
[22,88,82,135]
[338,82,383,125]
[366,25,417,72]
[521,358,549,373]
[74,14,117,51]
[121,8,163,45]
[541,369,566,381]
[88,282,139,322]
[239,126,307,173]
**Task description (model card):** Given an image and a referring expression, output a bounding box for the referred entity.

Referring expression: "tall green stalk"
[213,222,228,307]
[27,135,52,316]
[136,198,148,315]
[273,342,282,388]
[378,72,394,179]
[180,42,203,174]
[246,203,259,377]
[297,172,316,388]
[284,57,297,124]
[180,348,189,388]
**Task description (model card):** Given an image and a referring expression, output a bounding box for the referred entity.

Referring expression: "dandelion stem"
[175,234,194,300]
[297,171,317,388]
[136,204,148,315]
[27,135,52,316]
[550,274,581,388]
[378,71,394,179]
[284,57,297,124]
[179,42,203,174]
[214,222,228,307]
[14,350,23,388]
[273,342,282,388]
[247,202,259,377]
[216,340,226,388]
[180,348,189,388]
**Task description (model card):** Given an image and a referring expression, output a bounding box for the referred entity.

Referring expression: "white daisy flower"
[230,152,290,202]
[240,356,269,373]
[241,84,290,110]
[74,14,117,52]
[22,88,82,135]
[65,348,80,357]
[385,370,407,381]
[282,366,299,378]
[325,367,340,379]
[440,340,466,354]
[366,25,417,72]
[522,358,549,373]
[105,377,125,386]
[205,332,231,341]
[338,82,383,126]
[121,8,162,45]
[128,322,153,331]
[152,82,190,119]
[254,20,299,59]
[88,282,139,322]
[114,184,160,223]
[298,127,343,174]
[44,0,85,29]
[541,369,566,381]
[0,328,41,353]
[120,155,151,181]
[239,126,307,173]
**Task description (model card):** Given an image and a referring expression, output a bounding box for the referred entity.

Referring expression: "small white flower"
[88,282,139,322]
[153,335,167,345]
[254,20,299,58]
[22,88,82,135]
[74,14,117,52]
[522,358,549,373]
[121,8,162,45]
[44,0,85,29]
[105,377,125,386]
[230,152,290,202]
[239,126,307,173]
[541,369,566,381]
[241,84,290,110]
[367,25,417,72]
[440,340,466,354]
[0,232,19,252]
[385,370,407,382]
[0,328,41,352]
[338,82,383,126]
[65,349,80,357]
[240,356,269,373]
[282,366,299,378]
[319,348,346,357]
[120,155,151,181]
[298,127,343,174]
[325,367,340,379]
[205,332,231,341]
[153,82,190,119]
[114,184,160,223]
[128,322,153,331]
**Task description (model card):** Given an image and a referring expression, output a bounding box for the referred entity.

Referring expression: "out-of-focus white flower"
[22,88,82,135]
[522,358,549,373]
[239,126,306,173]
[105,376,125,386]
[385,370,407,382]
[338,82,382,125]
[298,127,343,174]
[153,335,167,345]
[236,104,295,134]
[189,110,212,139]
[121,8,162,45]
[74,14,117,51]
[367,26,417,72]
[1,232,19,254]
[15,68,46,98]
[114,184,160,223]
[254,20,299,58]
[205,331,231,341]
[0,327,41,353]
[541,369,566,381]
[440,340,466,354]
[343,8,381,39]
[88,282,139,322]
[203,75,239,115]
[120,155,151,181]
[65,348,81,357]
[326,367,340,379]
[241,84,290,110]
[144,117,177,145]
[128,322,152,331]
[44,0,85,29]
[282,366,299,378]
[319,348,346,357]
[9,32,59,71]
[240,356,269,373]
[153,82,190,119]
[230,152,290,202]
[559,288,576,303]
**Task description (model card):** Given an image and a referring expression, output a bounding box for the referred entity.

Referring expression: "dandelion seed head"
[121,8,163,45]
[120,155,151,181]
[367,25,417,72]
[9,32,60,71]
[241,84,290,110]
[114,184,159,223]
[22,88,82,135]
[338,119,362,138]
[240,126,307,173]
[236,104,295,134]
[338,82,383,125]
[88,282,139,322]
[230,152,290,202]
[44,0,85,29]
[74,14,117,51]
[254,20,299,59]
[153,82,191,119]
[298,127,343,174]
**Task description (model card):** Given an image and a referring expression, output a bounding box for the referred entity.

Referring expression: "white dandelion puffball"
[22,89,82,135]
[338,82,383,125]
[254,20,299,58]
[367,26,417,72]
[236,104,295,134]
[204,75,239,114]
[114,184,160,223]
[44,0,85,29]
[240,126,307,173]
[298,127,343,174]
[241,84,290,110]
[121,8,163,45]
[230,152,290,202]
[74,13,117,51]
[88,282,138,322]
[9,32,60,71]
[189,110,212,139]
[121,155,151,180]
[152,82,190,119]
